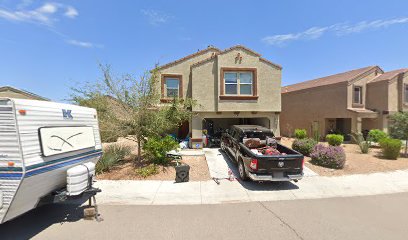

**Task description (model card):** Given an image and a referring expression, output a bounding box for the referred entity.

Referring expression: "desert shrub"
[326,134,344,146]
[143,135,179,165]
[136,164,158,178]
[294,129,307,139]
[96,145,132,174]
[379,138,402,160]
[368,129,388,143]
[310,144,346,169]
[349,132,370,154]
[292,138,317,156]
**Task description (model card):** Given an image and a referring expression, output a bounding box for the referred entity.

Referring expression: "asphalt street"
[1,192,408,240]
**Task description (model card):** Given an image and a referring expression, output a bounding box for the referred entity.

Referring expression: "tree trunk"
[405,139,408,157]
[137,135,142,163]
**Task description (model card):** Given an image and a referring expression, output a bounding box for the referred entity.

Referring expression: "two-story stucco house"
[280,66,408,139]
[157,45,282,148]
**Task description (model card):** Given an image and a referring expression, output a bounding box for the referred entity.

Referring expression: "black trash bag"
[175,164,190,183]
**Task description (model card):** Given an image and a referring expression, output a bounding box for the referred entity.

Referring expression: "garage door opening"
[203,117,270,135]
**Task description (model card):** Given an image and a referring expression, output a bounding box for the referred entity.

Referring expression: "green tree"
[389,112,408,156]
[71,64,196,162]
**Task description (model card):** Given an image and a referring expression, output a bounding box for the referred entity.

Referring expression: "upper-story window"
[161,74,182,101]
[224,72,253,95]
[166,78,179,97]
[404,84,408,103]
[353,86,363,104]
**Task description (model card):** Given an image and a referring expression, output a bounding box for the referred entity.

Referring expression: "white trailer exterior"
[0,98,102,223]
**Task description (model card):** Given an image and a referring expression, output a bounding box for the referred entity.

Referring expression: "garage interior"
[203,117,271,134]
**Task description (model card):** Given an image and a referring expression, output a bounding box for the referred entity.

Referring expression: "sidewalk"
[94,169,408,205]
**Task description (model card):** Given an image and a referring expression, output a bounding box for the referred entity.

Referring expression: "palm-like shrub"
[96,145,132,174]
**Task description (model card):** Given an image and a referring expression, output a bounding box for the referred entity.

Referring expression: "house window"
[405,84,408,103]
[161,74,182,101]
[166,78,179,97]
[353,86,362,104]
[224,72,253,95]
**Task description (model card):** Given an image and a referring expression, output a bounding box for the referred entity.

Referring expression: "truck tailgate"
[257,157,303,173]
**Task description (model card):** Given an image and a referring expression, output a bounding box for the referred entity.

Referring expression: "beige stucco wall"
[191,59,218,111]
[158,47,282,147]
[347,70,379,108]
[159,48,281,114]
[191,49,281,112]
[280,82,350,137]
[158,49,219,98]
[215,49,281,112]
[366,81,389,111]
[399,73,408,112]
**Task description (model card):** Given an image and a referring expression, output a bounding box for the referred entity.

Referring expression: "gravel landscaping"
[97,137,211,181]
[96,155,211,181]
[281,137,408,176]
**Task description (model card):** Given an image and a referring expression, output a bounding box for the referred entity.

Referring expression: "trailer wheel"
[238,159,249,181]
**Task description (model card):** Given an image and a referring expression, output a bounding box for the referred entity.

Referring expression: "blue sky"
[1,0,408,101]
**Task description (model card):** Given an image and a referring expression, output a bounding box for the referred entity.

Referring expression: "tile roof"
[282,66,378,94]
[369,68,408,83]
[0,85,49,101]
[190,45,282,69]
[157,46,221,70]
[221,45,261,57]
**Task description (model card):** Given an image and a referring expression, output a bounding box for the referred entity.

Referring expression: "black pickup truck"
[221,125,304,182]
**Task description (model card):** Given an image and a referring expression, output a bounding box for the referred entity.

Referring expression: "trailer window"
[39,126,96,157]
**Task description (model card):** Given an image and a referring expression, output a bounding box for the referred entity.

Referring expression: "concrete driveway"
[1,193,408,240]
[91,148,408,205]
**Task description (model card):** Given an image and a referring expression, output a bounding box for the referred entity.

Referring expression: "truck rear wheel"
[238,160,249,181]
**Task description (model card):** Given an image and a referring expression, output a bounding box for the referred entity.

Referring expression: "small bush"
[136,164,158,178]
[349,132,370,154]
[310,144,346,169]
[359,141,370,154]
[96,145,132,174]
[294,129,307,139]
[368,129,388,143]
[326,134,344,146]
[379,138,402,160]
[292,138,317,156]
[143,135,179,165]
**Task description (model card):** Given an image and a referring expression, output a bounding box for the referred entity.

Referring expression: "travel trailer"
[0,98,102,224]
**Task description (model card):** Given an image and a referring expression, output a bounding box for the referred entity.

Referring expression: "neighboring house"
[0,86,49,101]
[157,45,282,148]
[280,66,408,139]
[366,68,408,131]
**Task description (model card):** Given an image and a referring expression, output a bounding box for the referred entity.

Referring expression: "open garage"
[203,117,271,134]
[190,112,280,148]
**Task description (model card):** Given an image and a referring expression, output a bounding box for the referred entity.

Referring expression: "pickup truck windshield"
[243,131,274,140]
